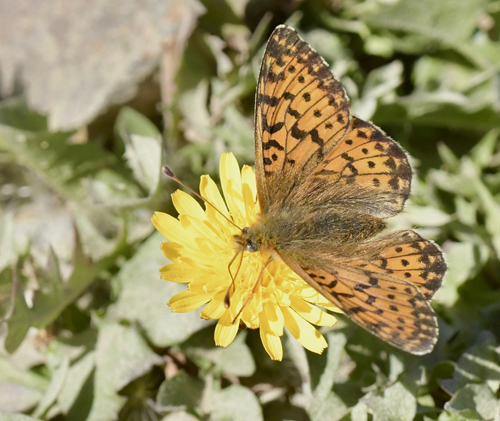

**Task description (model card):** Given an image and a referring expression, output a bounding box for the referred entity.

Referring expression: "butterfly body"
[236,204,386,265]
[235,25,447,355]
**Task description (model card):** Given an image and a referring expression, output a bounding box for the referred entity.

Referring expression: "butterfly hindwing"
[280,253,438,355]
[255,25,351,211]
[351,230,447,300]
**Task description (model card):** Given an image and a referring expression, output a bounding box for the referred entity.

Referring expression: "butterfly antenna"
[224,250,245,308]
[162,166,242,231]
[231,256,272,324]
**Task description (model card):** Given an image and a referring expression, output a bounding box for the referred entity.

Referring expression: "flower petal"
[160,242,183,262]
[241,165,257,200]
[214,311,239,347]
[262,299,284,336]
[172,190,206,220]
[260,328,283,361]
[289,295,338,327]
[161,242,209,268]
[179,215,227,250]
[160,263,195,283]
[152,212,199,250]
[200,298,225,320]
[200,175,229,218]
[168,290,211,312]
[220,153,246,224]
[282,306,328,355]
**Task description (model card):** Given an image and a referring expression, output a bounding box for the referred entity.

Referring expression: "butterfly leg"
[225,250,245,308]
[232,256,272,324]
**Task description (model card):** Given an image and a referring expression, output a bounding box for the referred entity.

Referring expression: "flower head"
[152,153,339,360]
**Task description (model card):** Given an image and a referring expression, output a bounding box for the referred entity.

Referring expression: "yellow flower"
[151,153,339,361]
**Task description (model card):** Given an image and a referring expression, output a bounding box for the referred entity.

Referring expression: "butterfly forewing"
[309,118,412,218]
[255,25,350,211]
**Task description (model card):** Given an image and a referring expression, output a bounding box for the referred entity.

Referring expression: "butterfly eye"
[246,241,258,252]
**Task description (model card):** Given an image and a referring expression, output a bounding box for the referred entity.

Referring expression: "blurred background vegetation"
[1,0,500,420]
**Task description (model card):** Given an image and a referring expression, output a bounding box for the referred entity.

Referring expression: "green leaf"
[0,100,143,207]
[5,228,124,353]
[310,331,347,398]
[362,382,416,421]
[439,331,500,395]
[116,108,162,196]
[57,351,95,416]
[309,391,349,421]
[181,328,255,377]
[437,143,461,172]
[86,322,163,421]
[160,412,200,421]
[444,383,499,420]
[434,241,487,307]
[209,385,263,421]
[405,204,451,228]
[0,97,47,132]
[350,402,369,421]
[361,0,490,65]
[156,371,205,412]
[115,107,161,141]
[353,61,403,119]
[0,266,14,321]
[0,383,42,414]
[469,129,499,170]
[33,356,70,418]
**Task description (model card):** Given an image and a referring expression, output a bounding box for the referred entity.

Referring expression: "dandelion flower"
[152,153,339,361]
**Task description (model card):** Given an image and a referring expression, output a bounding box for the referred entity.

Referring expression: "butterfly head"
[234,227,260,253]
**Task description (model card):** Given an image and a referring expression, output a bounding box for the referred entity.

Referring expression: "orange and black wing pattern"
[307,117,412,218]
[281,235,445,355]
[350,230,447,300]
[253,26,446,354]
[254,25,350,211]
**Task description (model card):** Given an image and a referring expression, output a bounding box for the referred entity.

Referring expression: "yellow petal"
[152,212,199,250]
[241,165,257,200]
[160,263,195,283]
[159,242,183,262]
[220,153,245,224]
[260,329,283,361]
[179,215,226,250]
[262,300,284,336]
[282,307,328,355]
[161,242,209,268]
[172,190,206,220]
[168,291,211,312]
[289,295,337,327]
[214,311,239,347]
[190,274,230,294]
[200,175,229,218]
[200,298,225,320]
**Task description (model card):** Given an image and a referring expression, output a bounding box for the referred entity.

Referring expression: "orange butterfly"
[232,25,447,355]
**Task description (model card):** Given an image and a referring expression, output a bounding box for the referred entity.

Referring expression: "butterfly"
[232,25,447,355]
